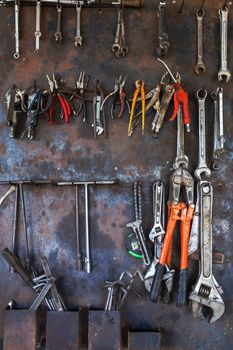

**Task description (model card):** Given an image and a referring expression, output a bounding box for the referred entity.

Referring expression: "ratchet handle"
[149,263,165,303]
[2,248,34,287]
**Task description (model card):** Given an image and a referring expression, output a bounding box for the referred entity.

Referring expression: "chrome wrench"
[34,0,41,54]
[194,9,206,75]
[14,0,20,59]
[189,182,225,323]
[157,0,169,56]
[211,88,225,171]
[194,89,211,180]
[173,105,189,170]
[218,2,232,82]
[75,1,83,47]
[55,4,62,43]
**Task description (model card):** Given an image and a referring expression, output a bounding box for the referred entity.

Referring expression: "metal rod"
[19,183,31,271]
[75,185,82,271]
[84,183,91,273]
[11,184,19,273]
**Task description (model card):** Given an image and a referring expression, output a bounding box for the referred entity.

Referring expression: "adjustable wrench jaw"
[189,277,225,323]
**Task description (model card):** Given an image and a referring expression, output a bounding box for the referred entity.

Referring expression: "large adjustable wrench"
[189,182,225,323]
[218,2,231,82]
[194,89,211,180]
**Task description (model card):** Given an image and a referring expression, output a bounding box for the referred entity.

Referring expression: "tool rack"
[0,0,233,349]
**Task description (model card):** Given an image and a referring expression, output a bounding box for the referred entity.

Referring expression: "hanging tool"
[189,182,225,323]
[55,3,63,43]
[101,75,130,119]
[47,74,74,125]
[126,182,151,266]
[14,0,20,59]
[150,106,194,307]
[157,0,169,56]
[157,58,191,132]
[73,72,90,122]
[93,80,106,137]
[128,80,145,136]
[112,2,128,58]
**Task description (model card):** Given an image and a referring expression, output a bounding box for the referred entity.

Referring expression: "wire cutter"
[47,74,71,125]
[150,167,195,307]
[128,80,145,136]
[101,75,130,119]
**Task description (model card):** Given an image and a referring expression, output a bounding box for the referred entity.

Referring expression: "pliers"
[47,74,72,125]
[75,72,90,122]
[128,80,145,136]
[101,75,130,119]
[150,167,195,307]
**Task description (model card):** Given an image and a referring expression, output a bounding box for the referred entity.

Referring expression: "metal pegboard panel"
[0,0,233,349]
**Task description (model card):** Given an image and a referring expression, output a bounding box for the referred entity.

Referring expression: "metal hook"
[156,58,177,83]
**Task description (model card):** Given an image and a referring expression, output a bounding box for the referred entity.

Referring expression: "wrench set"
[2,0,142,60]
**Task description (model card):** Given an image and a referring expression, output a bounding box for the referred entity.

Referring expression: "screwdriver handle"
[149,263,165,303]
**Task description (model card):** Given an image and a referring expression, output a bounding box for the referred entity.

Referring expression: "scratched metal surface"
[0,0,233,349]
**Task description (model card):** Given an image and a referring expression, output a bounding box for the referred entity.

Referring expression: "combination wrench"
[75,1,83,47]
[173,105,189,170]
[14,0,20,59]
[194,9,206,74]
[55,4,62,43]
[211,88,225,171]
[157,0,169,56]
[34,0,41,54]
[112,5,128,58]
[194,89,211,180]
[218,2,232,82]
[189,182,225,323]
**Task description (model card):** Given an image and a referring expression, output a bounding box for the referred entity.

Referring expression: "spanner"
[144,182,165,291]
[211,88,225,171]
[34,0,41,54]
[157,0,169,56]
[75,1,83,47]
[112,5,128,58]
[194,9,206,75]
[173,105,189,170]
[55,4,62,43]
[189,182,225,323]
[218,2,232,82]
[194,89,211,180]
[14,0,20,59]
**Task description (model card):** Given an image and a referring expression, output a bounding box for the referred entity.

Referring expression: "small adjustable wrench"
[34,0,41,54]
[194,9,206,74]
[55,4,62,43]
[75,1,83,47]
[157,0,169,56]
[218,2,232,82]
[14,0,20,59]
[195,89,211,180]
[189,182,225,323]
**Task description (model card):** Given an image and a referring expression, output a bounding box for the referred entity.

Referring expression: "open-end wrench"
[157,0,169,56]
[14,0,20,59]
[55,4,62,43]
[34,0,41,54]
[173,105,189,170]
[189,182,225,323]
[211,88,225,171]
[195,89,211,180]
[112,5,128,58]
[194,9,206,75]
[75,1,83,47]
[218,2,232,82]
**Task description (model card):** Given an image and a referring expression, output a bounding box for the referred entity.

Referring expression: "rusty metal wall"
[0,0,233,349]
